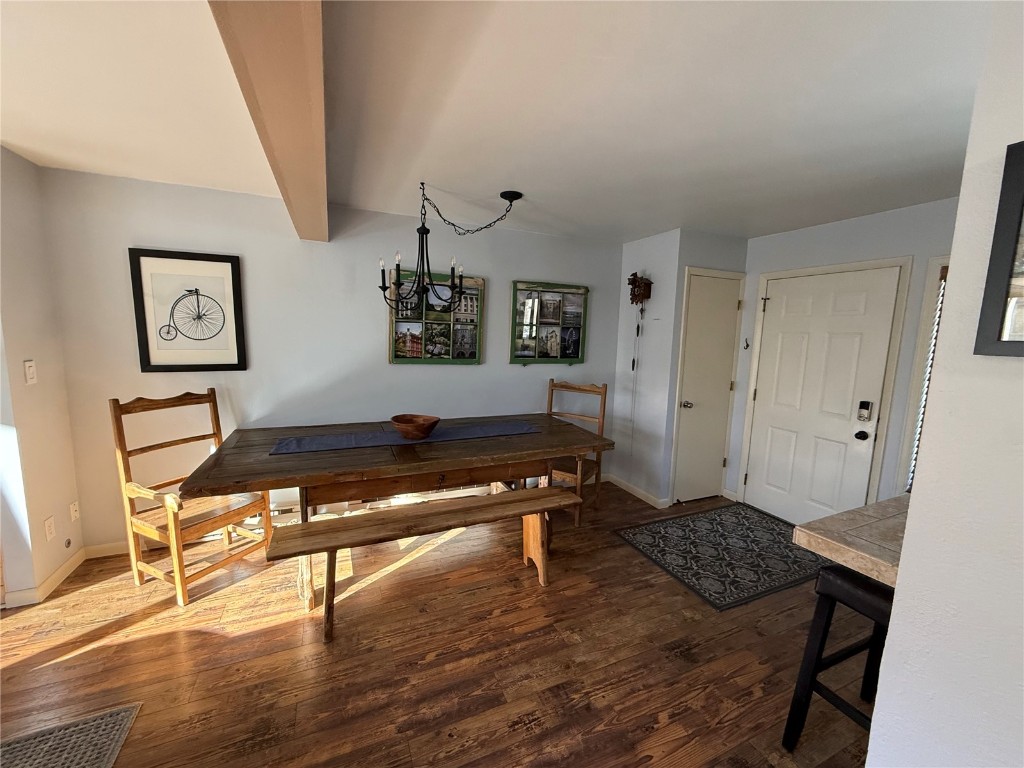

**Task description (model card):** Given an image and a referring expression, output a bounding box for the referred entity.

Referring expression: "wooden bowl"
[391,414,440,440]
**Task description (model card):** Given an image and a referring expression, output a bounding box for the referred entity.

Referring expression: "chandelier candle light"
[379,182,523,312]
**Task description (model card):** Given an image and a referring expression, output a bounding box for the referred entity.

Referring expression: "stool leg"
[860,622,887,703]
[783,593,836,751]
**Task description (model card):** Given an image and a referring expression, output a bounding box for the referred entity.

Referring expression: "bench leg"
[322,549,337,643]
[522,513,549,587]
[296,487,316,612]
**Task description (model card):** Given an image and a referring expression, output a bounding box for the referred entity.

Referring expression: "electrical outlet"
[23,360,38,385]
[70,501,80,521]
[44,516,56,542]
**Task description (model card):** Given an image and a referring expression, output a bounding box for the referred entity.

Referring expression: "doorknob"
[681,401,694,409]
[854,430,870,441]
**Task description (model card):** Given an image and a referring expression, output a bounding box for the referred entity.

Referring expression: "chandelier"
[379,182,522,312]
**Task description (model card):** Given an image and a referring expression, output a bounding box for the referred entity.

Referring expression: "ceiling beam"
[209,0,328,242]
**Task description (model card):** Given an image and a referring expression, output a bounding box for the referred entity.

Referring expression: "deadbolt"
[854,430,870,441]
[681,401,694,409]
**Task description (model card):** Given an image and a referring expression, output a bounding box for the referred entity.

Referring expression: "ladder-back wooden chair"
[546,378,608,526]
[109,388,271,606]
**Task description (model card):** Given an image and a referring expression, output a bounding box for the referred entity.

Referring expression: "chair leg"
[593,464,602,508]
[860,622,887,703]
[167,518,189,607]
[221,527,233,547]
[125,522,145,586]
[260,492,272,552]
[783,592,836,751]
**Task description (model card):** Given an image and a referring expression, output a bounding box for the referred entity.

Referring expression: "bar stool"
[783,564,895,751]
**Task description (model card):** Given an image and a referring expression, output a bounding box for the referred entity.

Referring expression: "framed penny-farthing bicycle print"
[129,248,247,372]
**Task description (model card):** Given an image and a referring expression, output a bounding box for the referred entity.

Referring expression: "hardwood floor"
[0,486,872,767]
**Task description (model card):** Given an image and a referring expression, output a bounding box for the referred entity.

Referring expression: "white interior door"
[673,272,742,502]
[745,267,900,524]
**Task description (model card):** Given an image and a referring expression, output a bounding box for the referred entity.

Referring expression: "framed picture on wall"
[128,248,247,372]
[975,140,1024,356]
[388,271,485,364]
[510,280,588,364]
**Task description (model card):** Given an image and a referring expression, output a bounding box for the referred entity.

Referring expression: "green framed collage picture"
[510,280,588,364]
[388,271,485,364]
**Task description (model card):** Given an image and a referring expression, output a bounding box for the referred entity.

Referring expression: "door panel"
[745,267,899,524]
[673,273,742,502]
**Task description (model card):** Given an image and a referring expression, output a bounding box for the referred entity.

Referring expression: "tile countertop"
[792,494,910,587]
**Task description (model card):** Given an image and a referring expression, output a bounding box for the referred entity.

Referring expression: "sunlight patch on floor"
[336,528,465,601]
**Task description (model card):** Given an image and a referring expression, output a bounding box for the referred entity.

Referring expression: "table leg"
[296,486,315,612]
[522,513,549,587]
[323,549,337,643]
[574,455,585,527]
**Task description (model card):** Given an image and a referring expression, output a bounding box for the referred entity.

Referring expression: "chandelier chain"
[421,183,515,236]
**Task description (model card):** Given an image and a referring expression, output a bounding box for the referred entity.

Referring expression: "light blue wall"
[35,166,623,549]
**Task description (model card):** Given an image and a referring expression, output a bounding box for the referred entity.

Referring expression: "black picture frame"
[129,248,248,372]
[974,140,1024,357]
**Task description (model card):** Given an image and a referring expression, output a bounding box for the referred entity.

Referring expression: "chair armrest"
[125,482,182,512]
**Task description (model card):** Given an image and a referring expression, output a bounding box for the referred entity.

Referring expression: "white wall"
[0,147,83,596]
[608,229,746,505]
[868,7,1023,766]
[727,197,960,499]
[35,167,622,550]
[607,229,680,504]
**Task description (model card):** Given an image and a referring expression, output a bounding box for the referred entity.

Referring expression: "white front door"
[745,267,900,524]
[673,272,742,502]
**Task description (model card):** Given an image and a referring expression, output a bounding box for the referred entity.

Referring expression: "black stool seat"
[816,565,895,625]
[782,565,895,751]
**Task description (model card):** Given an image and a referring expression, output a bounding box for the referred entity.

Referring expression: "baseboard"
[85,542,130,559]
[605,475,672,509]
[2,548,87,608]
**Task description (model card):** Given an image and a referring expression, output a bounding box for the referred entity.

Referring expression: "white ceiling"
[0,0,277,198]
[324,1,994,240]
[1,2,997,242]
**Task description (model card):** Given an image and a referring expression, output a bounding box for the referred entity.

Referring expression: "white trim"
[737,256,913,507]
[2,548,86,607]
[668,267,744,504]
[896,255,950,492]
[605,474,672,509]
[85,542,130,559]
[721,488,740,502]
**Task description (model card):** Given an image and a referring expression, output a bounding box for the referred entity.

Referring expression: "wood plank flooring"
[0,486,871,767]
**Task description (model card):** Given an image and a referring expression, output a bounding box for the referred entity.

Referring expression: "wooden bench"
[266,486,582,642]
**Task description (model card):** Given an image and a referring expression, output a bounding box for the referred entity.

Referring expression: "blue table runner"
[270,420,540,455]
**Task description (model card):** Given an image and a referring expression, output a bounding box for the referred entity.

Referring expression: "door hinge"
[761,296,770,312]
[737,299,743,310]
[729,380,734,391]
[753,388,757,401]
[722,458,727,468]
[743,473,748,485]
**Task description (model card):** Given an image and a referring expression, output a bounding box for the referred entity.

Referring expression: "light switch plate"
[44,515,56,542]
[23,360,38,385]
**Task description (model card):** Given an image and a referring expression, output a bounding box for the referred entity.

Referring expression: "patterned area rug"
[0,703,141,768]
[618,503,831,610]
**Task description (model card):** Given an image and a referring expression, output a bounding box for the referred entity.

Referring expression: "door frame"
[738,256,912,507]
[669,267,744,502]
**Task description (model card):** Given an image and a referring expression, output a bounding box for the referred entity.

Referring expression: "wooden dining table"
[179,412,614,607]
